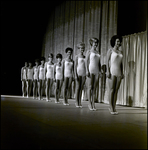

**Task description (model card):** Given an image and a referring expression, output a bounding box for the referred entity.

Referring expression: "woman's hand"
[106,72,111,78]
[86,72,90,77]
[75,75,79,81]
[53,78,56,82]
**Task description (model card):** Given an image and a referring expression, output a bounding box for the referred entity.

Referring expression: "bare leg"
[75,78,80,107]
[38,80,42,100]
[113,77,122,113]
[108,75,117,113]
[67,77,73,105]
[92,74,99,110]
[58,80,63,100]
[29,80,32,97]
[27,80,29,98]
[22,80,25,97]
[79,76,86,107]
[63,77,68,104]
[55,80,60,103]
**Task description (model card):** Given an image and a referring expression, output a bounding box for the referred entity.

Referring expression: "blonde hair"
[77,42,85,48]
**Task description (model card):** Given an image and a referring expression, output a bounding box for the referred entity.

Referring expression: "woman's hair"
[77,42,85,48]
[40,56,45,61]
[110,35,122,47]
[35,58,40,63]
[48,53,53,58]
[56,53,62,59]
[89,37,99,46]
[65,47,73,53]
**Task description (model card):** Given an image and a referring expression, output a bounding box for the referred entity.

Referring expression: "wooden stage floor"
[1,95,147,149]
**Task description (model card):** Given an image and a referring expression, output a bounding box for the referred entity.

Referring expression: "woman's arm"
[106,49,112,78]
[53,64,56,81]
[21,67,23,81]
[74,55,78,80]
[72,60,75,80]
[44,62,47,80]
[62,59,65,81]
[85,50,90,77]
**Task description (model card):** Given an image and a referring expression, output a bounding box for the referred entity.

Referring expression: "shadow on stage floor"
[1,95,147,149]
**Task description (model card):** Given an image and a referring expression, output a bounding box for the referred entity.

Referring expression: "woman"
[106,35,124,115]
[44,53,54,102]
[74,42,86,108]
[85,37,102,111]
[62,47,74,105]
[33,59,40,99]
[53,53,63,103]
[21,61,28,97]
[38,57,46,100]
[26,61,33,98]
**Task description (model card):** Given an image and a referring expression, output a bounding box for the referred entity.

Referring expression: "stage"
[1,95,147,149]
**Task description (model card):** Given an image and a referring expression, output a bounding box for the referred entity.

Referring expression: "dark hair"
[89,37,99,46]
[28,60,32,64]
[65,47,73,53]
[56,53,62,59]
[35,58,40,63]
[40,57,45,61]
[48,53,53,58]
[110,35,122,47]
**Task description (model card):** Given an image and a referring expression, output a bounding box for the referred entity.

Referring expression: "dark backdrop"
[1,1,147,95]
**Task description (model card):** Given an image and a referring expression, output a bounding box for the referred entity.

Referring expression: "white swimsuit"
[77,57,86,76]
[64,60,73,77]
[56,65,62,80]
[39,66,45,80]
[110,51,123,76]
[27,68,33,80]
[33,67,38,80]
[22,68,27,80]
[46,63,54,79]
[89,52,100,75]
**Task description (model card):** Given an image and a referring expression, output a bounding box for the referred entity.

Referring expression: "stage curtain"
[41,0,118,100]
[104,31,147,108]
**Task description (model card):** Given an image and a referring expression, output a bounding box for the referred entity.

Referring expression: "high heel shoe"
[88,105,93,110]
[75,103,79,108]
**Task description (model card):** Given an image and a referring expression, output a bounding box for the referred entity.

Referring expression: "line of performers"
[21,35,124,115]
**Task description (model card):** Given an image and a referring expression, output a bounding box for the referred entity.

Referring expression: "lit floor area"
[1,95,147,149]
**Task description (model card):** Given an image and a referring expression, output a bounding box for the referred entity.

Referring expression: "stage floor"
[1,95,147,149]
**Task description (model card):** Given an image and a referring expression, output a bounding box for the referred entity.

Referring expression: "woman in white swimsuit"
[75,42,86,108]
[44,53,54,102]
[26,61,33,98]
[33,59,40,99]
[21,61,28,97]
[38,57,45,100]
[106,35,124,115]
[62,47,74,105]
[53,53,63,103]
[85,37,102,111]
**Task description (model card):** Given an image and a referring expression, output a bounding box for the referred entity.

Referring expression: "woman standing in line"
[53,53,63,103]
[38,57,46,100]
[85,37,102,111]
[26,61,33,98]
[106,35,124,115]
[21,61,28,97]
[74,42,86,108]
[44,53,54,102]
[33,59,40,99]
[62,47,74,105]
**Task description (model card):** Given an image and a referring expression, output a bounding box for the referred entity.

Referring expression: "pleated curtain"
[105,31,147,108]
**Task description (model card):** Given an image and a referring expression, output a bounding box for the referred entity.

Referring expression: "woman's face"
[35,61,39,66]
[57,58,62,63]
[78,46,85,54]
[48,56,53,62]
[92,40,98,48]
[25,62,28,67]
[29,63,32,67]
[67,50,72,57]
[115,38,121,48]
[41,60,44,65]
